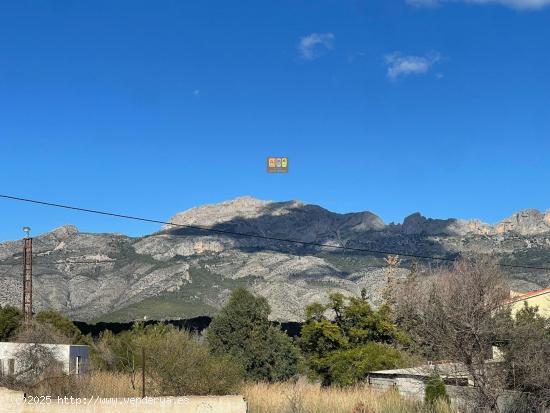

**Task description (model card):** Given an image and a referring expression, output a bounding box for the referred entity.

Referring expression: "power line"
[1,193,550,271]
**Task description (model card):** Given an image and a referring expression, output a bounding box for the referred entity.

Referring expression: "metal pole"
[22,237,33,322]
[141,347,145,398]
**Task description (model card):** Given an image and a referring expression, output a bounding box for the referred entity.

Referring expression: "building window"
[75,356,81,375]
[8,359,15,375]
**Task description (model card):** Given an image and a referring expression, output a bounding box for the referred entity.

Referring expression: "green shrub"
[143,328,242,395]
[34,309,84,343]
[424,374,449,406]
[92,323,242,395]
[0,305,23,340]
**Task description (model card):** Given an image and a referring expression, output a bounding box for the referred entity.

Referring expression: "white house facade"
[0,342,89,376]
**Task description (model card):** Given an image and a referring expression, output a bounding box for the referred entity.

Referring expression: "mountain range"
[1,196,549,322]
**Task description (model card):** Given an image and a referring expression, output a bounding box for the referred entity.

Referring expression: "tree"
[0,305,23,340]
[34,310,83,344]
[206,288,300,382]
[15,320,75,345]
[299,292,410,386]
[142,328,242,395]
[90,322,171,389]
[383,255,402,304]
[12,344,63,387]
[326,342,408,386]
[14,310,84,345]
[496,302,550,411]
[393,258,510,412]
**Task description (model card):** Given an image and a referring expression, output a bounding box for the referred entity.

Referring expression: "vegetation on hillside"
[92,322,242,395]
[1,261,549,412]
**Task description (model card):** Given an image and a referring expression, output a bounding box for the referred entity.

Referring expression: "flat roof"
[370,363,469,379]
[0,342,88,347]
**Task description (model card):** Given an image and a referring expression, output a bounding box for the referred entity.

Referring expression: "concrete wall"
[394,377,425,399]
[1,388,247,413]
[369,376,425,400]
[446,386,524,413]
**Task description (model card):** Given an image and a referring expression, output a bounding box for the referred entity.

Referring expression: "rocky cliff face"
[0,197,549,322]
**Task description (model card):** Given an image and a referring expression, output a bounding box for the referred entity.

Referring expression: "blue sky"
[1,0,550,241]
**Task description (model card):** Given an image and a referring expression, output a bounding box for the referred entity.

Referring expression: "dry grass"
[30,372,454,413]
[30,371,141,398]
[243,382,454,413]
[79,371,142,397]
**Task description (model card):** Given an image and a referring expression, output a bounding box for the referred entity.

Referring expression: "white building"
[0,342,89,376]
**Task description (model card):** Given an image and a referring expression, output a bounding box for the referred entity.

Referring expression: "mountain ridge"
[164,196,550,237]
[1,196,549,322]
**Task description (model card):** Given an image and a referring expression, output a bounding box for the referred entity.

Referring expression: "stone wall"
[369,375,425,400]
[0,387,247,413]
[367,377,523,412]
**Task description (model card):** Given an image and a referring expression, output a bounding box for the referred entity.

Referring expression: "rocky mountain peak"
[48,225,79,239]
[401,212,465,236]
[399,212,498,236]
[494,209,550,235]
[163,196,274,229]
[400,209,550,237]
[343,211,385,232]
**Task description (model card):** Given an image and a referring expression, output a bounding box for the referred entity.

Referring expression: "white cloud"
[384,52,441,80]
[407,0,550,10]
[297,33,335,60]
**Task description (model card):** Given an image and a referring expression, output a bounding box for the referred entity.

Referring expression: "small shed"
[0,342,89,376]
[368,363,471,400]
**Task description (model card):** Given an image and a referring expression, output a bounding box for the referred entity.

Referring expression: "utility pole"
[141,347,146,398]
[22,226,33,322]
